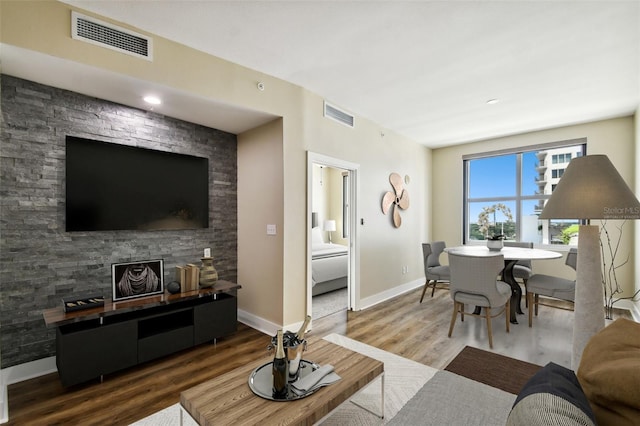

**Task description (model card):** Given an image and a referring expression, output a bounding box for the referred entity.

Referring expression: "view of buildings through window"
[464,141,586,245]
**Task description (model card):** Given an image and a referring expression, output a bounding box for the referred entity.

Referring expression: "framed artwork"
[112,259,164,301]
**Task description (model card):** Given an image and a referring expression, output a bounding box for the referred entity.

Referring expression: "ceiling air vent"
[324,101,354,128]
[71,11,153,61]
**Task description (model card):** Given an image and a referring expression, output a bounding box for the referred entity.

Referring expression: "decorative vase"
[199,257,218,287]
[487,239,504,251]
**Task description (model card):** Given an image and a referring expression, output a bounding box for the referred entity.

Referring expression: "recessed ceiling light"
[143,95,162,105]
[486,99,500,105]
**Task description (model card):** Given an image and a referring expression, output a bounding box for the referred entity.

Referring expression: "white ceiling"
[13,1,640,148]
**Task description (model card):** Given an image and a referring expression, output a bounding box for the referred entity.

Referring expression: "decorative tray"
[248,359,319,401]
[62,294,105,312]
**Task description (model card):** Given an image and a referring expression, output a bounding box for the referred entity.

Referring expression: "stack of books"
[175,264,200,293]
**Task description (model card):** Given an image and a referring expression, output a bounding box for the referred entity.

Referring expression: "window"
[464,139,586,245]
[552,153,572,164]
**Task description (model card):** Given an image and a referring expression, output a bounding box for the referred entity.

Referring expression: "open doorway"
[307,153,359,321]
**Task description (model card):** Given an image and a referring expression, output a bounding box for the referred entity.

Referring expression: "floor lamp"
[539,155,640,370]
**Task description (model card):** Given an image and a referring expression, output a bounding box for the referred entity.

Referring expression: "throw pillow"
[506,362,596,426]
[577,318,640,426]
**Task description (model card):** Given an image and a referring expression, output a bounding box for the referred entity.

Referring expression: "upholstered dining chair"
[447,252,511,349]
[420,242,451,303]
[526,248,578,327]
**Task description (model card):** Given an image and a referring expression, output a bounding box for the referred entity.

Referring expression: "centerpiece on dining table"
[487,234,506,251]
[477,203,513,251]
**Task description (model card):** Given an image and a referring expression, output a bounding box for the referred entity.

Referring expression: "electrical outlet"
[402,265,408,274]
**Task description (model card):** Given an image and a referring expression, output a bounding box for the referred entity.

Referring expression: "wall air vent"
[324,101,355,128]
[71,12,153,61]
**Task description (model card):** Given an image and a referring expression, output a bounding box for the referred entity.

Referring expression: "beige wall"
[238,119,285,324]
[300,92,432,300]
[311,165,346,245]
[1,1,433,328]
[432,116,637,294]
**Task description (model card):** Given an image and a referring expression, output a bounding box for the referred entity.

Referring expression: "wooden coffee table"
[180,339,384,425]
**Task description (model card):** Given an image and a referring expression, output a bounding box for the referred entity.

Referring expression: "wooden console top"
[42,280,241,328]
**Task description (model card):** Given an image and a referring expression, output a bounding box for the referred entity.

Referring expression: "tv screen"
[66,136,209,232]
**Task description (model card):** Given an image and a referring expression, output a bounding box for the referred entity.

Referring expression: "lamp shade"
[323,220,336,232]
[539,155,640,220]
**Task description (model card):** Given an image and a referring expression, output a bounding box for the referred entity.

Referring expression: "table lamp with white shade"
[539,154,640,369]
[323,219,336,243]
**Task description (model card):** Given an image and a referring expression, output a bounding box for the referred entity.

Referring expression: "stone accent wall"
[0,75,237,368]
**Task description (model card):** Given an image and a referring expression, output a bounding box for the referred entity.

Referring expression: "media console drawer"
[138,325,194,363]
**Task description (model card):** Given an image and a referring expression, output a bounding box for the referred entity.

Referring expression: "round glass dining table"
[444,245,562,323]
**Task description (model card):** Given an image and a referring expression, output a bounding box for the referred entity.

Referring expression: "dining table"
[444,245,562,324]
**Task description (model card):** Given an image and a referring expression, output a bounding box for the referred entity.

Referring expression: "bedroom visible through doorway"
[307,152,359,322]
[310,164,349,318]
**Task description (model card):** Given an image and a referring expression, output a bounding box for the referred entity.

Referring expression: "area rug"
[444,345,542,395]
[130,333,437,425]
[320,333,437,425]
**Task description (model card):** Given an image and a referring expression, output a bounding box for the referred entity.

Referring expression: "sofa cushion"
[577,318,640,426]
[506,362,596,426]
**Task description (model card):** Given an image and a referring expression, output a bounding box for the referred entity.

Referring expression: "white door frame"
[306,152,360,318]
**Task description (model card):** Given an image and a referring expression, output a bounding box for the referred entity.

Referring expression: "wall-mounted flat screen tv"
[66,136,209,232]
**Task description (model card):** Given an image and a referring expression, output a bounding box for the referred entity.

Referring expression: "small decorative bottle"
[199,257,218,287]
[272,329,289,399]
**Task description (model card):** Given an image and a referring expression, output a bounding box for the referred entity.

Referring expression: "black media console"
[43,281,241,387]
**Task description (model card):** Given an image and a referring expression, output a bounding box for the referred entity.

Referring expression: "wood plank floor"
[5,287,632,425]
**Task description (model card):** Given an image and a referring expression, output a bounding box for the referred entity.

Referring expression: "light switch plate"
[267,224,277,235]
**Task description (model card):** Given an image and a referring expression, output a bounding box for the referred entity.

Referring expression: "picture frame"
[112,259,164,301]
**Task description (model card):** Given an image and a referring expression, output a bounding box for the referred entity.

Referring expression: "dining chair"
[526,248,578,327]
[420,242,451,303]
[447,252,511,349]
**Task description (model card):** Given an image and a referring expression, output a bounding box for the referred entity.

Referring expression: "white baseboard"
[1,356,57,387]
[237,309,280,336]
[616,299,640,321]
[1,378,4,425]
[359,279,424,311]
[0,356,57,424]
[0,389,4,425]
[238,279,425,336]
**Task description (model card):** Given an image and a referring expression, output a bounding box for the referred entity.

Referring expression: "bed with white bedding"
[311,227,348,296]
